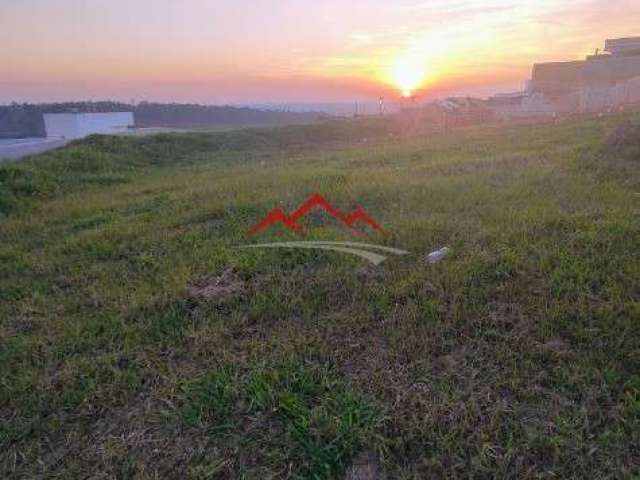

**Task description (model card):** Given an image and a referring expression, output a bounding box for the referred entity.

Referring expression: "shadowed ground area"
[1,115,639,478]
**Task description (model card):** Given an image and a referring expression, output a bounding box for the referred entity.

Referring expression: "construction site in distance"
[420,37,640,125]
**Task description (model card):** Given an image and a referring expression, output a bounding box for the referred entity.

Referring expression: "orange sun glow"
[391,56,427,97]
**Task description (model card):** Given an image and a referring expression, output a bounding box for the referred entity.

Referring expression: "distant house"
[604,37,640,56]
[528,37,640,114]
[487,37,640,119]
[43,112,134,139]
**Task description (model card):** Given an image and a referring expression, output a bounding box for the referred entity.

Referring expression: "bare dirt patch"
[539,338,572,355]
[186,269,245,305]
[345,450,385,480]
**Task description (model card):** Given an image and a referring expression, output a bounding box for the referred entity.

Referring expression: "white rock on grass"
[426,246,450,264]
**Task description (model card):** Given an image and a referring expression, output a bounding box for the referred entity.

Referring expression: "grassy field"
[1,114,639,479]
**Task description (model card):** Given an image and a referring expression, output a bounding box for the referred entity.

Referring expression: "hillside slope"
[1,116,639,478]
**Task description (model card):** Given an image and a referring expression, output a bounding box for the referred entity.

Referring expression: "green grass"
[0,115,639,478]
[177,361,382,479]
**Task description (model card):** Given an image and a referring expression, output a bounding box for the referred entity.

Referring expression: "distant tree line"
[0,101,323,138]
[133,103,321,128]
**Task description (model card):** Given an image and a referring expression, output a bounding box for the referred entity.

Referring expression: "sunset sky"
[2,0,639,104]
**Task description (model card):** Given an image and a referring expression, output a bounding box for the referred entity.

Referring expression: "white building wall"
[491,93,557,120]
[580,76,640,113]
[76,112,134,137]
[43,114,79,139]
[43,112,134,139]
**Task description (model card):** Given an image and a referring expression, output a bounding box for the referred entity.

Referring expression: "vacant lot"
[1,115,639,479]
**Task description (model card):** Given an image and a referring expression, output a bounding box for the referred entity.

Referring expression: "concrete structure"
[531,61,584,97]
[490,37,640,119]
[605,37,640,56]
[487,92,556,120]
[43,112,134,139]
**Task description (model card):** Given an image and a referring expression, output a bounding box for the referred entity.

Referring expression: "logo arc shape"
[304,240,409,255]
[238,241,409,265]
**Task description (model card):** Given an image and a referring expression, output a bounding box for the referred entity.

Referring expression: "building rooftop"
[605,37,640,56]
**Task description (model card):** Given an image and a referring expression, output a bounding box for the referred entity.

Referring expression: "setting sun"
[391,56,427,97]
